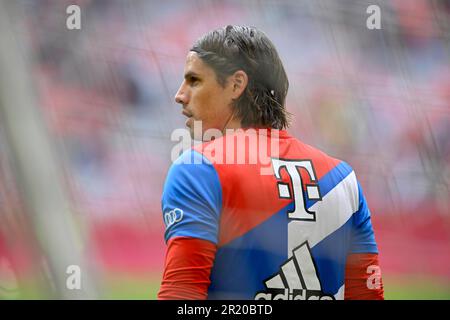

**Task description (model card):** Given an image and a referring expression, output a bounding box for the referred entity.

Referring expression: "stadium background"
[0,0,449,299]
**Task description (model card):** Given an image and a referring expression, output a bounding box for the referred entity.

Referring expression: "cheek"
[193,90,215,118]
[192,86,231,127]
[209,87,231,115]
[205,95,228,126]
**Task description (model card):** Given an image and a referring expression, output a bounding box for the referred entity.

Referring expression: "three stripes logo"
[254,242,334,300]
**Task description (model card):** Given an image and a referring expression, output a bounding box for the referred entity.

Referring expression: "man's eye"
[189,77,199,85]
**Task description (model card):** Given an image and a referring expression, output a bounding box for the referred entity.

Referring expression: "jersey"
[160,128,383,300]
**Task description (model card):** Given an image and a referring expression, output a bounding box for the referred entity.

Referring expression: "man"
[158,25,384,300]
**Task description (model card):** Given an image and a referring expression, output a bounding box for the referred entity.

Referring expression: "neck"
[224,118,242,131]
[221,113,241,135]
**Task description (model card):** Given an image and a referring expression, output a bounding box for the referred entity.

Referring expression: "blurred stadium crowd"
[0,0,449,298]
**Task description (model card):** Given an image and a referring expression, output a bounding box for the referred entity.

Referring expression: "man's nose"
[175,83,187,105]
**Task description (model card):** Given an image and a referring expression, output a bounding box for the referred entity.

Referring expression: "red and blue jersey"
[159,129,383,300]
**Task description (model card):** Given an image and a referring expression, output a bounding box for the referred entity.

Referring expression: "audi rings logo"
[164,208,184,228]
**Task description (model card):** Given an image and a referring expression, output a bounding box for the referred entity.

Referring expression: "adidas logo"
[254,242,334,300]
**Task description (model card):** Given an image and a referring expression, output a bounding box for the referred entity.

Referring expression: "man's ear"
[229,70,248,100]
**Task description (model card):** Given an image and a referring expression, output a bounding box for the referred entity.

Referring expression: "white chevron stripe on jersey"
[288,170,358,255]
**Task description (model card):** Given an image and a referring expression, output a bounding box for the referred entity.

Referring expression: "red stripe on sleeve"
[157,237,217,300]
[344,253,384,300]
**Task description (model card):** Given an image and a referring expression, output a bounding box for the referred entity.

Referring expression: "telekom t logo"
[271,159,322,221]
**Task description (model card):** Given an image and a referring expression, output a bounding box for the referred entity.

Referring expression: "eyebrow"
[184,71,201,79]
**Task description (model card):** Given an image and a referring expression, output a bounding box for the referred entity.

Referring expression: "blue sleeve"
[161,149,222,244]
[350,182,379,254]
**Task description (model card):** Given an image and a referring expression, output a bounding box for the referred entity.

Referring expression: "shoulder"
[295,140,361,207]
[162,148,222,202]
[166,148,216,180]
[291,137,357,185]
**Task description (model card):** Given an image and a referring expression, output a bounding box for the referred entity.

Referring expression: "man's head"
[175,25,290,137]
